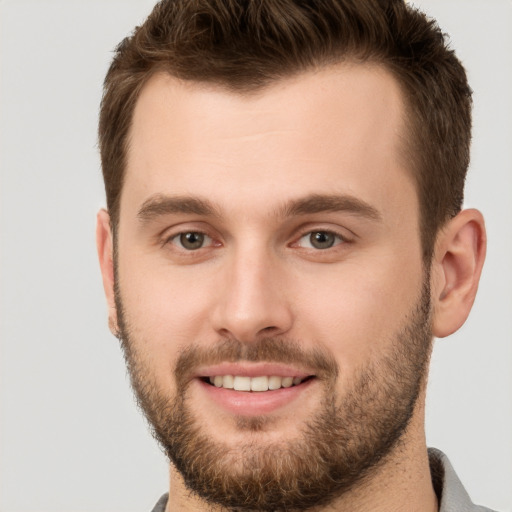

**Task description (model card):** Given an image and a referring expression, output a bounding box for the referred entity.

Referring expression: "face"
[111,65,432,510]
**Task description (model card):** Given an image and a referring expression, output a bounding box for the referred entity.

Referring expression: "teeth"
[251,376,268,392]
[222,375,234,389]
[281,377,293,388]
[268,376,282,390]
[233,376,251,391]
[207,375,306,392]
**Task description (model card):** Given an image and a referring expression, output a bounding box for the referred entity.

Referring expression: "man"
[96,1,492,511]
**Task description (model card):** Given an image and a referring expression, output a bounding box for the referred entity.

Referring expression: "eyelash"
[165,231,216,251]
[294,230,347,250]
[163,228,350,252]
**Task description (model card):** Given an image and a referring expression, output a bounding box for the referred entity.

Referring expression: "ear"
[96,209,119,337]
[431,209,486,338]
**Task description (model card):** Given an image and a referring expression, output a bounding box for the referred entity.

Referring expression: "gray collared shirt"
[428,448,497,512]
[150,448,498,511]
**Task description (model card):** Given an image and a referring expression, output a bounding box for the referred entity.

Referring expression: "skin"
[97,63,486,512]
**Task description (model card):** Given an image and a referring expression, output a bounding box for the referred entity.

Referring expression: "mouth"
[192,364,317,416]
[202,374,314,392]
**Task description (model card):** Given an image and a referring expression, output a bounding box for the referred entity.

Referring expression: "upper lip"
[193,362,314,379]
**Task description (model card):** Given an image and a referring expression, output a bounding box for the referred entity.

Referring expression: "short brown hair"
[98,0,472,260]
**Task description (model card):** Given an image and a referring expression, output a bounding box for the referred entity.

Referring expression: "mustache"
[174,337,339,387]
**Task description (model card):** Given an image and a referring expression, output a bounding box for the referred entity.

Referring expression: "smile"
[207,375,309,391]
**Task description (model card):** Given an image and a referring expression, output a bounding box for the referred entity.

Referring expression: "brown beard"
[115,276,432,512]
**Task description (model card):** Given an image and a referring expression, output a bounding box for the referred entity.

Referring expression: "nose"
[212,246,294,342]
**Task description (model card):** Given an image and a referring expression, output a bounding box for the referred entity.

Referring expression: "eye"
[297,231,344,250]
[171,231,212,250]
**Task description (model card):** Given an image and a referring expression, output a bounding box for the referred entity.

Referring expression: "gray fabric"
[150,448,497,512]
[428,448,497,512]
[151,492,168,512]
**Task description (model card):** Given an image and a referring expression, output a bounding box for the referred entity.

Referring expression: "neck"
[165,396,437,512]
[323,403,438,512]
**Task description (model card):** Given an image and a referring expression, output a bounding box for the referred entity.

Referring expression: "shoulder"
[150,493,169,512]
[429,448,498,512]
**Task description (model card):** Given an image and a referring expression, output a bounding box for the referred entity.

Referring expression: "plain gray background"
[0,0,511,511]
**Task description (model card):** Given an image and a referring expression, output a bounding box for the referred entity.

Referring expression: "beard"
[115,276,433,512]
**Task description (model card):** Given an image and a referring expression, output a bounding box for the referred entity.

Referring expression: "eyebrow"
[279,193,382,221]
[137,194,221,223]
[137,192,381,223]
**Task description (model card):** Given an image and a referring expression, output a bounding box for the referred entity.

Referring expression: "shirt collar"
[429,447,494,512]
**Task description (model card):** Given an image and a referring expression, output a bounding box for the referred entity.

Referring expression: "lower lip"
[196,378,315,416]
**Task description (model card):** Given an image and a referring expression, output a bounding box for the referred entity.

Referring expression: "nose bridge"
[213,239,292,341]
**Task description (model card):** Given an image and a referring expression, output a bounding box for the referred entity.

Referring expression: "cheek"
[117,251,219,394]
[293,254,424,370]
[118,247,221,341]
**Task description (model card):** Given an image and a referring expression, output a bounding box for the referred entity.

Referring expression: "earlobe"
[96,209,119,337]
[431,209,486,338]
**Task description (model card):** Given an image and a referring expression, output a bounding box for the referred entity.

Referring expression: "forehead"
[123,63,414,221]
